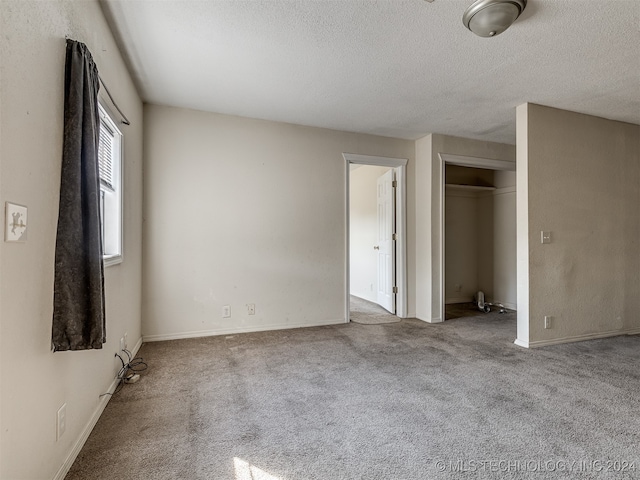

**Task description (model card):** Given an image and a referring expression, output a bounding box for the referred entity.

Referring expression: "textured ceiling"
[101,0,640,144]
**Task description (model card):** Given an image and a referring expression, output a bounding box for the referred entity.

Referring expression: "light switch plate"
[541,231,551,244]
[5,202,28,242]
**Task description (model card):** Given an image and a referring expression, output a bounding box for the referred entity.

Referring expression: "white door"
[376,169,396,313]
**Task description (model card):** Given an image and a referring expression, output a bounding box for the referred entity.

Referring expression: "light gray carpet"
[350,295,401,324]
[66,317,640,480]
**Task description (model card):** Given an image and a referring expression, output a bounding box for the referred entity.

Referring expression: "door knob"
[373,246,380,250]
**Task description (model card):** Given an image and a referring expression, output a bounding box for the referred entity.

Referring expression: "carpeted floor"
[66,316,640,480]
[350,295,401,324]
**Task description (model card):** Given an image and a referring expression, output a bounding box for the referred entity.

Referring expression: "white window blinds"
[98,119,115,191]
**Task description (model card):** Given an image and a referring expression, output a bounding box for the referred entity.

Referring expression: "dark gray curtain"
[52,39,105,351]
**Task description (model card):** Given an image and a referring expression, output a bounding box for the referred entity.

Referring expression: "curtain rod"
[99,76,131,126]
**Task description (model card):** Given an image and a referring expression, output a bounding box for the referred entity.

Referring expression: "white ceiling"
[101,0,640,144]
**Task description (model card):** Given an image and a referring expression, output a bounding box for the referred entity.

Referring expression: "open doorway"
[440,155,517,324]
[343,153,408,324]
[349,165,396,323]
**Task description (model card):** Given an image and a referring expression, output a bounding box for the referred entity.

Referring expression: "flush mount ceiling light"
[463,0,527,37]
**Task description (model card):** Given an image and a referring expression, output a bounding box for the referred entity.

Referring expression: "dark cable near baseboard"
[100,349,147,397]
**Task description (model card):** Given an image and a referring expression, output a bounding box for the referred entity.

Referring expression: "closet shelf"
[445,184,496,192]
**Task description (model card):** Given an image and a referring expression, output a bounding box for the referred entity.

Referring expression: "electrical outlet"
[123,332,128,350]
[544,316,552,329]
[222,305,231,318]
[56,403,67,441]
[247,304,255,315]
[541,231,551,244]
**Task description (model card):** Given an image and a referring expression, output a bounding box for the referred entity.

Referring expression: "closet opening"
[442,160,517,324]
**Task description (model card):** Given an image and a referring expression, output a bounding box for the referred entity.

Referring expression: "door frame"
[344,153,408,321]
[438,153,516,322]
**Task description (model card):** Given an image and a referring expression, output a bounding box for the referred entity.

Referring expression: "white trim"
[103,254,123,267]
[514,328,640,349]
[514,338,529,348]
[439,158,445,323]
[98,102,123,263]
[343,153,408,167]
[422,317,444,324]
[142,319,345,343]
[395,166,408,318]
[343,153,409,320]
[439,153,516,171]
[53,336,143,480]
[344,158,350,325]
[515,104,530,348]
[445,184,496,193]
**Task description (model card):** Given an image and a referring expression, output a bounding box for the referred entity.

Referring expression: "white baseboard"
[492,300,517,310]
[415,316,444,324]
[53,336,143,480]
[513,338,529,348]
[515,327,640,349]
[142,319,346,342]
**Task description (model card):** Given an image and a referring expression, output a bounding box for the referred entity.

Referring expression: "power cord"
[100,348,148,397]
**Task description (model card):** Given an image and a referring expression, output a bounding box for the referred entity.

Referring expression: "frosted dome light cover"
[463,0,527,37]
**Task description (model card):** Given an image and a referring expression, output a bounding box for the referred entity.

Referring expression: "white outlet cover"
[5,202,28,242]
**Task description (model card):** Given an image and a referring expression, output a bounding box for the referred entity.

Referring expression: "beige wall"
[415,134,516,322]
[445,165,494,186]
[0,1,143,478]
[477,191,494,300]
[142,105,414,340]
[444,189,481,302]
[349,165,391,303]
[516,103,640,347]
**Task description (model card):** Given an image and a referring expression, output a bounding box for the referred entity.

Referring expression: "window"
[98,103,123,266]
